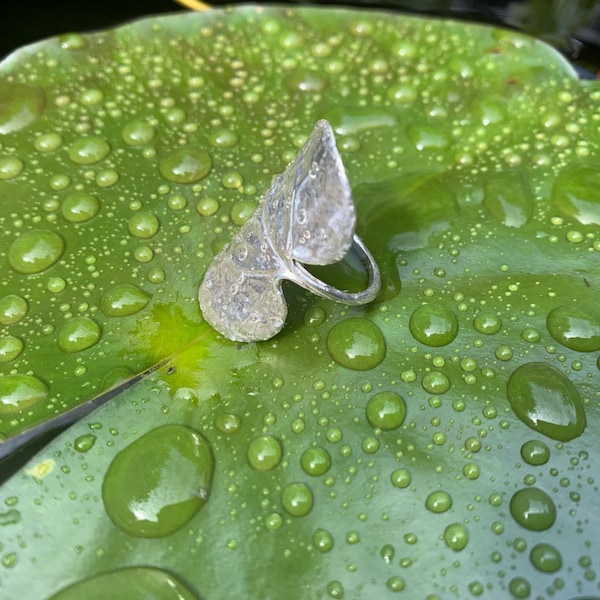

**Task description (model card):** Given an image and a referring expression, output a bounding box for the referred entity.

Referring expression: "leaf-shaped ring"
[198,120,381,342]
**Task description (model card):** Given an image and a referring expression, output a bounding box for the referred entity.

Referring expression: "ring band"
[287,235,381,305]
[199,119,382,342]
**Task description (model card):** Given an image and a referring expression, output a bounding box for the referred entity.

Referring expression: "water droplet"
[0,157,24,180]
[159,147,212,183]
[366,391,406,430]
[425,490,453,513]
[47,566,198,600]
[58,316,101,353]
[507,362,586,442]
[510,487,556,531]
[247,435,282,471]
[196,198,219,217]
[520,440,550,466]
[326,317,386,370]
[421,371,450,394]
[61,193,100,223]
[0,83,46,134]
[301,447,331,476]
[326,580,344,599]
[407,123,449,150]
[473,312,502,335]
[386,576,406,592]
[215,413,241,434]
[122,120,156,146]
[0,335,24,362]
[547,305,600,352]
[100,284,151,317]
[265,512,283,530]
[281,482,313,517]
[0,374,48,414]
[102,424,213,538]
[128,212,160,239]
[322,106,397,135]
[74,433,97,453]
[68,136,111,165]
[508,577,532,599]
[34,132,63,152]
[483,172,533,227]
[391,468,411,488]
[409,304,458,347]
[230,201,257,226]
[313,528,334,552]
[551,160,600,225]
[444,523,469,551]
[209,128,239,147]
[529,542,562,573]
[0,295,28,325]
[8,230,65,274]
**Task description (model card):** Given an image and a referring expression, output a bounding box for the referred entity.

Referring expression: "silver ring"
[199,120,381,342]
[287,235,381,305]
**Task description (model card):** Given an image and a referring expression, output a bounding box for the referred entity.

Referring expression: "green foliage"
[0,6,599,599]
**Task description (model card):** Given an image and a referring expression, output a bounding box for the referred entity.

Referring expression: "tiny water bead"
[409,304,458,347]
[425,491,453,513]
[8,230,65,274]
[546,305,600,352]
[326,317,386,370]
[57,316,101,353]
[0,374,48,414]
[444,523,469,551]
[529,543,563,573]
[281,482,313,517]
[0,82,46,134]
[473,312,502,335]
[366,391,406,430]
[61,193,100,223]
[128,212,160,239]
[0,294,28,325]
[507,362,586,442]
[159,147,212,183]
[48,566,198,600]
[68,136,111,165]
[301,447,331,476]
[510,487,557,531]
[247,435,283,471]
[100,284,151,317]
[102,424,214,538]
[313,528,334,552]
[520,440,550,466]
[0,335,24,362]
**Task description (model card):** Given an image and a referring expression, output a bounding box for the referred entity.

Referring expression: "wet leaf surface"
[0,6,599,599]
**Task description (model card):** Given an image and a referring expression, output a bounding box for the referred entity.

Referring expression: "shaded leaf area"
[0,5,599,599]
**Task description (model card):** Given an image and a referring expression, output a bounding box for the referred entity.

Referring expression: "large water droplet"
[366,391,406,430]
[128,212,160,239]
[159,147,212,183]
[0,83,46,134]
[247,435,282,471]
[551,161,600,225]
[529,543,562,573]
[326,317,386,370]
[444,523,469,551]
[68,136,111,165]
[507,362,586,442]
[8,230,65,274]
[0,374,48,414]
[510,487,556,531]
[520,439,550,466]
[100,284,151,317]
[102,424,214,538]
[122,120,156,146]
[547,305,600,352]
[61,193,100,223]
[0,294,28,325]
[0,335,24,363]
[483,172,533,227]
[409,304,458,347]
[301,447,331,476]
[425,490,452,513]
[281,482,313,517]
[47,566,198,600]
[57,316,101,353]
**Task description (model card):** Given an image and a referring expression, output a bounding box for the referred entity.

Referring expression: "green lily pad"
[0,5,599,599]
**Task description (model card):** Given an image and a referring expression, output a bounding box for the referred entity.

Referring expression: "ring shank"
[287,235,381,305]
